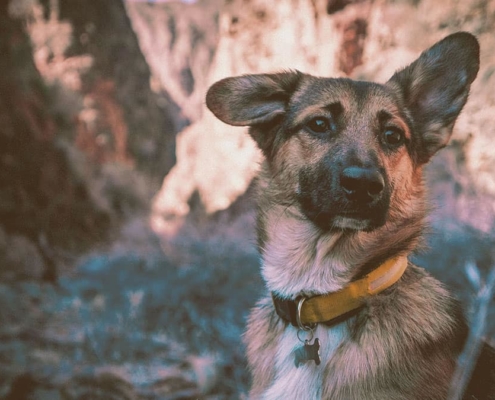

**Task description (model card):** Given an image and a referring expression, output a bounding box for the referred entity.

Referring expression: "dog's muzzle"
[298,165,390,232]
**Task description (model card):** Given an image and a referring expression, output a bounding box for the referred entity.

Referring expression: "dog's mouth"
[299,205,388,232]
[333,214,385,231]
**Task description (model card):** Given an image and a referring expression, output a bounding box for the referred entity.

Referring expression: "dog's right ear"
[206,72,301,151]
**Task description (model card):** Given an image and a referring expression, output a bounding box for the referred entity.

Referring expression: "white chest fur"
[261,323,349,400]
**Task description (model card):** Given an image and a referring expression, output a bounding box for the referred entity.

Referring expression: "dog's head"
[206,32,479,232]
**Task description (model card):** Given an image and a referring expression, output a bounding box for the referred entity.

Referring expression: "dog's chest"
[261,323,348,400]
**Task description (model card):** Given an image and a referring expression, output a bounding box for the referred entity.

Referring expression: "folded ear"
[206,71,302,154]
[206,71,301,126]
[387,32,480,163]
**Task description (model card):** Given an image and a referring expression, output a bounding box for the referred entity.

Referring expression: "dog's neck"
[259,203,423,299]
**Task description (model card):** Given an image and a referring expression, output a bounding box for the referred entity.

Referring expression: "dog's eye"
[383,128,404,147]
[307,117,331,134]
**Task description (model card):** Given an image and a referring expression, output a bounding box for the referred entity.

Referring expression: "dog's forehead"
[290,77,398,116]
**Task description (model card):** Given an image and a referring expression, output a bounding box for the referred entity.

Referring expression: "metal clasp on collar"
[296,296,317,331]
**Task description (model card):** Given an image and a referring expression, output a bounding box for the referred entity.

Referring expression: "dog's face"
[206,32,479,232]
[272,78,404,231]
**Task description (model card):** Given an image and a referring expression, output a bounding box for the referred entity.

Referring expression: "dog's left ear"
[387,32,480,163]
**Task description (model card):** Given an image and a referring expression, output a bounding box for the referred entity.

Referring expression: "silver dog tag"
[294,338,321,367]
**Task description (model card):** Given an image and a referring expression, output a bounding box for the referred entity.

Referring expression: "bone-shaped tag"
[294,338,321,367]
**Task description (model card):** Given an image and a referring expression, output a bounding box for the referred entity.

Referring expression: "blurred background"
[0,0,494,398]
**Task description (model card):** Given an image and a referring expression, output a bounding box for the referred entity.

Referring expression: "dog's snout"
[340,167,385,202]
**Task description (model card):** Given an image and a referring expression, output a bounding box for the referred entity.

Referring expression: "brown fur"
[206,32,484,399]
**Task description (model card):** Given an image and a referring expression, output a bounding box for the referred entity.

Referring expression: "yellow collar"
[272,255,409,327]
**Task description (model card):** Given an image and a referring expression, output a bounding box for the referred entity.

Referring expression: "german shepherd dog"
[206,32,494,399]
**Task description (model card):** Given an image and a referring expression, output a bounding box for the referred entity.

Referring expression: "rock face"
[0,0,182,279]
[142,0,495,232]
[55,0,181,179]
[0,1,108,280]
[13,0,181,178]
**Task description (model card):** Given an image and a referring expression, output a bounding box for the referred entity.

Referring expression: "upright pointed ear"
[387,32,480,163]
[206,72,302,152]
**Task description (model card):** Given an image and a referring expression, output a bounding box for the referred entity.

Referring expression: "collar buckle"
[296,297,317,331]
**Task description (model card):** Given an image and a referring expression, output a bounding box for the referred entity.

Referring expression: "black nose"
[340,167,384,202]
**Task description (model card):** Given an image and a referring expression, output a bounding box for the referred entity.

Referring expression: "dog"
[206,32,494,399]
